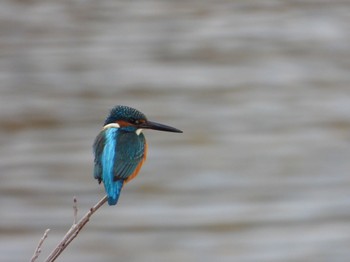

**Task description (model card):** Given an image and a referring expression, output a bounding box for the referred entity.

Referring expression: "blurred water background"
[1,1,350,261]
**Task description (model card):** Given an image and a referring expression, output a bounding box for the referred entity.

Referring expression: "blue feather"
[114,131,145,179]
[102,128,123,205]
[93,127,146,206]
[93,132,105,182]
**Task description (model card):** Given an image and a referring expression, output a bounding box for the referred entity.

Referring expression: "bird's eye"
[134,120,140,125]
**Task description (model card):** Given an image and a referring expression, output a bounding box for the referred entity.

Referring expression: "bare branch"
[30,228,50,262]
[44,195,108,262]
[73,196,78,225]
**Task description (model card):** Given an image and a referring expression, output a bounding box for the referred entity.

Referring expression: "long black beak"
[140,120,183,133]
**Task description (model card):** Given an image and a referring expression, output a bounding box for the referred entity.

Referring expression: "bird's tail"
[105,179,124,205]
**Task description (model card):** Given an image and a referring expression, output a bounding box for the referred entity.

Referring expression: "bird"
[93,105,182,205]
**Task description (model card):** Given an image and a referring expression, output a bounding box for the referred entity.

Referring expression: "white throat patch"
[136,129,143,135]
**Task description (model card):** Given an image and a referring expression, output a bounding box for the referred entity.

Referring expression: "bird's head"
[103,105,182,135]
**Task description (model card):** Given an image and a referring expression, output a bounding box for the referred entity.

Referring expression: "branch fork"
[31,195,108,262]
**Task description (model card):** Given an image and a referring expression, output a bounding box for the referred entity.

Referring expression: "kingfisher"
[93,105,182,205]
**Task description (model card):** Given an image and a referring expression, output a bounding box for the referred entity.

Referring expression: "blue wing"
[93,131,105,184]
[93,128,146,205]
[114,131,146,180]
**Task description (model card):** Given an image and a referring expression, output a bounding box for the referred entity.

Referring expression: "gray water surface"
[1,1,350,262]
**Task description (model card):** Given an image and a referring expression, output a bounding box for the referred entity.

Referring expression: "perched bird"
[93,105,182,205]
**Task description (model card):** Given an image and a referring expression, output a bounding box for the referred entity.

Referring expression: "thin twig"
[73,196,78,225]
[30,228,50,262]
[44,195,108,262]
